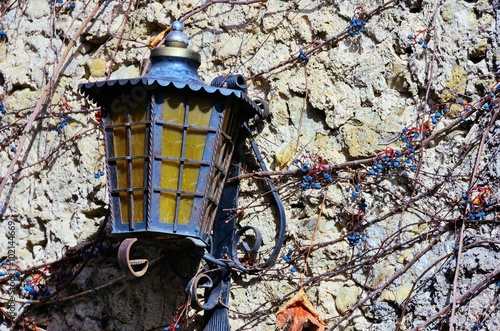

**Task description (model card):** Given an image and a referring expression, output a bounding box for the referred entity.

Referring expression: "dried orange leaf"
[147,27,172,49]
[276,288,327,331]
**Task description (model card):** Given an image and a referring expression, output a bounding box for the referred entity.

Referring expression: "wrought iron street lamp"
[79,21,285,327]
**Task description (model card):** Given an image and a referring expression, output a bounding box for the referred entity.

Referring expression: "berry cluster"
[347,232,366,247]
[294,157,331,198]
[407,30,430,49]
[349,18,366,35]
[0,31,5,37]
[94,170,105,179]
[0,102,5,114]
[369,148,404,175]
[282,248,297,272]
[462,187,493,221]
[473,323,483,328]
[346,184,363,199]
[298,50,310,63]
[55,113,72,134]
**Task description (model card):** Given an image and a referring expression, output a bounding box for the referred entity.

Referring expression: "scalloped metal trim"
[78,78,264,118]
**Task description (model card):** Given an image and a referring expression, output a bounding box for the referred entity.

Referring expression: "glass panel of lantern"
[104,87,241,245]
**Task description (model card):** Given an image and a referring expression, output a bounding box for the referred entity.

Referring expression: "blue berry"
[422,44,427,48]
[387,162,392,166]
[316,184,321,189]
[488,201,493,205]
[291,267,296,272]
[376,164,382,169]
[418,40,423,45]
[410,148,415,153]
[355,232,359,237]
[466,106,471,111]
[70,3,75,8]
[324,173,329,178]
[11,146,15,151]
[352,192,356,197]
[0,31,5,36]
[396,158,400,162]
[94,174,100,179]
[406,143,411,147]
[377,169,382,173]
[406,159,411,164]
[17,271,21,276]
[458,100,463,105]
[68,116,72,120]
[299,50,303,54]
[362,237,366,241]
[349,30,353,34]
[307,176,312,181]
[55,301,60,307]
[408,34,413,39]
[346,188,350,192]
[462,193,467,199]
[394,162,399,167]
[355,31,359,35]
[369,170,375,175]
[484,104,489,109]
[461,116,466,121]
[443,108,448,113]
[432,119,437,124]
[362,22,366,25]
[411,166,416,170]
[471,216,475,220]
[455,246,459,251]
[356,193,360,198]
[294,159,298,164]
[301,183,306,188]
[395,150,400,155]
[104,2,108,6]
[490,93,495,97]
[320,194,324,198]
[413,133,419,138]
[430,110,435,114]
[435,113,441,118]
[360,28,365,32]
[402,135,406,140]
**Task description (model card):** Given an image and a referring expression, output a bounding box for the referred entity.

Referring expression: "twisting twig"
[449,107,499,330]
[0,0,105,198]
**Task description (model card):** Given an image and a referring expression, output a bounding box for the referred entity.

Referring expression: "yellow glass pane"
[160,192,176,223]
[179,197,193,225]
[116,161,127,189]
[131,125,146,156]
[161,160,179,190]
[181,164,200,192]
[188,97,213,127]
[114,127,127,157]
[132,159,145,188]
[119,191,144,224]
[163,95,185,123]
[162,126,183,158]
[185,130,206,160]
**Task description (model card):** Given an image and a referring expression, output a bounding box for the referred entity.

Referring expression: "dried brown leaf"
[276,288,327,331]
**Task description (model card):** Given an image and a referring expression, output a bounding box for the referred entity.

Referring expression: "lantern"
[79,22,264,270]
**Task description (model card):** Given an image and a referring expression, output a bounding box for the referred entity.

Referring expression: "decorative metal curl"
[253,98,270,119]
[186,269,221,311]
[233,226,262,254]
[117,238,149,277]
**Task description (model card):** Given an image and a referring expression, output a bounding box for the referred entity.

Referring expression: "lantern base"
[111,231,209,250]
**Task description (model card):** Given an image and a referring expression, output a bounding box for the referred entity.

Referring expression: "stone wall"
[1,0,500,330]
